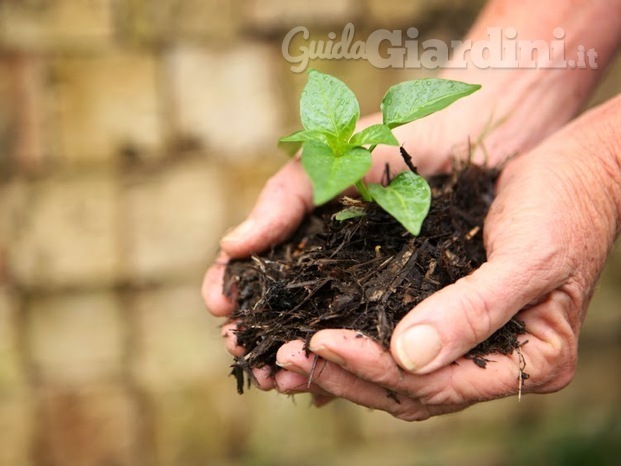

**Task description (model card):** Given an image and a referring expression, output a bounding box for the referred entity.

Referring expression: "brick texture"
[0,288,25,392]
[35,384,138,466]
[7,172,120,289]
[131,284,228,390]
[124,159,227,282]
[0,180,28,282]
[0,59,18,174]
[147,383,249,465]
[246,0,358,30]
[27,291,125,386]
[0,394,34,466]
[0,55,49,175]
[0,1,620,465]
[166,43,284,160]
[125,0,243,42]
[0,0,115,51]
[51,52,162,165]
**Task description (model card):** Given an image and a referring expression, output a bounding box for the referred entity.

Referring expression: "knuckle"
[316,369,357,399]
[455,280,494,343]
[539,344,577,393]
[263,173,285,195]
[366,364,400,388]
[392,405,432,422]
[418,386,464,406]
[528,325,578,394]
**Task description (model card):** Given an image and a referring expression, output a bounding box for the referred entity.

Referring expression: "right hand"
[202,103,512,394]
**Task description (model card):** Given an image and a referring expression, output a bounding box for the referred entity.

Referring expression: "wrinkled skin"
[273,97,621,420]
[203,0,621,420]
[204,95,621,420]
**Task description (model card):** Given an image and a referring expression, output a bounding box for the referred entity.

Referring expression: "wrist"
[594,96,621,236]
[552,94,621,240]
[436,0,621,165]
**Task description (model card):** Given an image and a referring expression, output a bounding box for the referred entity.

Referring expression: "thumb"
[221,159,313,258]
[390,251,564,374]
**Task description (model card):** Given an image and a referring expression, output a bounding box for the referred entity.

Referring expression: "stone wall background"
[0,1,620,465]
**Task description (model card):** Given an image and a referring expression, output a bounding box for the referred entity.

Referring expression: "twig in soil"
[382,163,392,185]
[399,146,419,174]
[517,340,529,401]
[231,355,260,395]
[224,164,528,396]
[386,389,401,404]
[308,354,321,389]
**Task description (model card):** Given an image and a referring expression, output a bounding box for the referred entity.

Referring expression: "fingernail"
[275,360,305,375]
[309,344,346,367]
[311,394,333,407]
[222,219,256,244]
[394,325,442,372]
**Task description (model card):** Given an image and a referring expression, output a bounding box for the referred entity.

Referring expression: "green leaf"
[350,124,399,147]
[301,141,371,205]
[278,139,303,156]
[279,129,328,144]
[332,206,367,221]
[278,130,306,156]
[279,129,332,155]
[368,172,431,236]
[381,78,481,129]
[301,70,360,142]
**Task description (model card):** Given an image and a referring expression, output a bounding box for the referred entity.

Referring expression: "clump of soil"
[224,162,527,394]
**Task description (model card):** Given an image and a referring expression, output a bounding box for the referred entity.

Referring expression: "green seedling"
[280,70,480,236]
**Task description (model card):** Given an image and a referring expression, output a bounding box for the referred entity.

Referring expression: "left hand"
[273,95,621,420]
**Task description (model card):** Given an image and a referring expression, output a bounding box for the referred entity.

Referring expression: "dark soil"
[224,161,527,395]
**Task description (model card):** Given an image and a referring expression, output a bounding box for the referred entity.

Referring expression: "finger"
[311,290,577,405]
[220,322,245,356]
[310,329,409,387]
[390,158,575,375]
[275,340,437,421]
[311,328,518,404]
[505,289,578,394]
[220,159,313,258]
[390,252,564,375]
[252,366,276,391]
[311,393,335,407]
[202,251,234,317]
[273,369,333,400]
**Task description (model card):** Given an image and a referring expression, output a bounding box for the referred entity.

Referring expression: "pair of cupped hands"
[204,93,621,421]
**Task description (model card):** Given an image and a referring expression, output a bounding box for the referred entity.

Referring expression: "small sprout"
[332,206,366,221]
[280,69,481,236]
[367,171,431,236]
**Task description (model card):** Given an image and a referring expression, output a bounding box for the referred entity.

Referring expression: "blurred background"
[1,1,620,465]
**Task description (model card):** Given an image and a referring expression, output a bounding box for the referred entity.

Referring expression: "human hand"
[203,91,620,404]
[203,0,621,415]
[273,96,621,419]
[202,107,485,396]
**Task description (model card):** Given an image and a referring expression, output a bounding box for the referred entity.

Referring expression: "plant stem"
[355,144,376,201]
[355,180,372,202]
